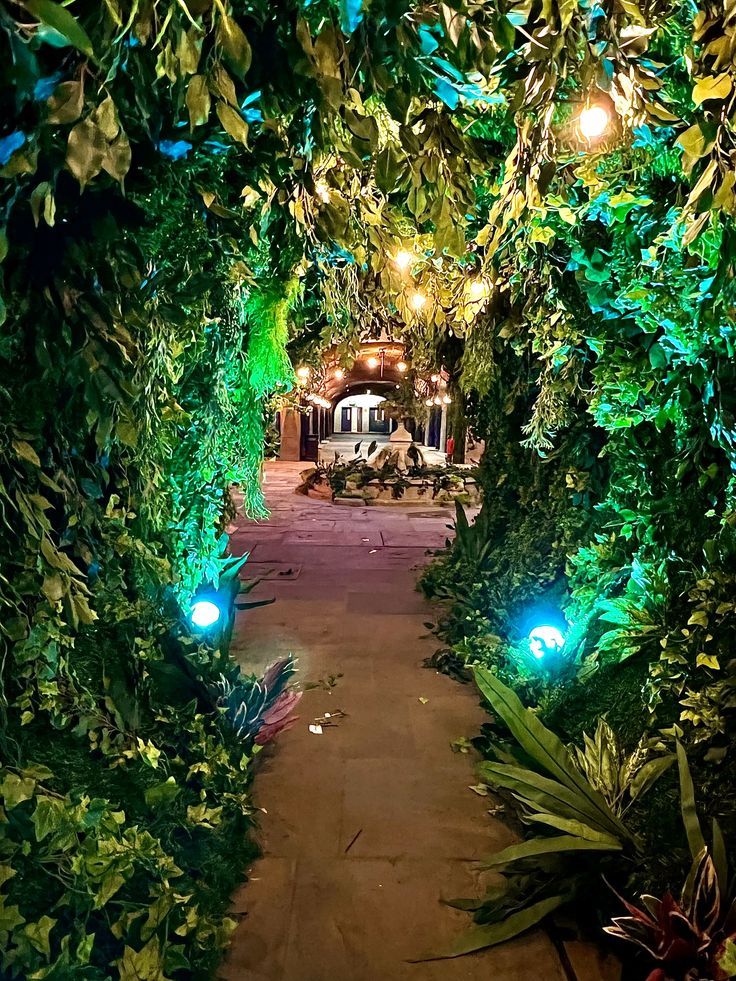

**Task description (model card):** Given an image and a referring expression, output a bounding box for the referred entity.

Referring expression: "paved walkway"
[222,462,567,981]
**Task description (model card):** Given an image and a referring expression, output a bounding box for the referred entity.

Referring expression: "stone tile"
[225,461,567,981]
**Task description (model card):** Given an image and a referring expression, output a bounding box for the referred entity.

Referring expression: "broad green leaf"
[25,0,96,59]
[473,668,628,838]
[47,78,84,124]
[216,102,249,145]
[12,439,40,466]
[692,73,732,106]
[480,835,622,869]
[22,915,56,956]
[66,118,106,188]
[413,894,569,959]
[144,777,180,808]
[186,74,211,130]
[32,795,66,841]
[217,14,251,78]
[677,741,705,860]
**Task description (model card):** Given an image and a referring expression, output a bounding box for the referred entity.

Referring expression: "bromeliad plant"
[604,745,736,981]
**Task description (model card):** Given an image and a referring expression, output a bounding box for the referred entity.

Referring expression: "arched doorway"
[333,393,389,435]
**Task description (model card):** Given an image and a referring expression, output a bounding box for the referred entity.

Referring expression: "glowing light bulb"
[397,361,407,373]
[394,249,413,272]
[190,599,221,629]
[315,181,331,203]
[410,290,427,312]
[334,367,344,380]
[430,373,439,383]
[442,394,452,404]
[528,625,565,660]
[367,356,379,369]
[296,366,310,381]
[425,398,433,407]
[433,396,441,405]
[579,104,610,140]
[468,278,489,301]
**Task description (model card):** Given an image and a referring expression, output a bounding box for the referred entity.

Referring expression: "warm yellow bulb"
[296,366,310,380]
[367,356,379,369]
[397,361,407,373]
[315,181,331,203]
[433,396,442,405]
[430,373,439,383]
[425,398,433,407]
[394,249,413,272]
[443,394,452,404]
[410,290,427,312]
[334,367,344,380]
[468,277,489,301]
[579,105,610,140]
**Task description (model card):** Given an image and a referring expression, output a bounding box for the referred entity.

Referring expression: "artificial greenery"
[3,0,736,977]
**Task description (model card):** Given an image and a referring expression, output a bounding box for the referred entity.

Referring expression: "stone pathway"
[221,462,587,980]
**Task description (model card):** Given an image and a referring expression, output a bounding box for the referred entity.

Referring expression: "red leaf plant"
[605,849,736,980]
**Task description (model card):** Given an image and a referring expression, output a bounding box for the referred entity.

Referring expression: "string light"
[433,396,441,405]
[334,367,344,380]
[467,277,490,302]
[430,373,439,383]
[442,394,452,404]
[394,249,413,272]
[410,290,427,312]
[315,181,331,203]
[397,361,407,373]
[579,104,610,140]
[425,398,433,407]
[296,366,310,381]
[366,356,379,369]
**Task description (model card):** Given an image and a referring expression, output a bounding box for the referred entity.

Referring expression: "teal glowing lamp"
[528,624,565,660]
[190,597,222,629]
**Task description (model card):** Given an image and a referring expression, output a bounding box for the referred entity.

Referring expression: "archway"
[333,392,389,434]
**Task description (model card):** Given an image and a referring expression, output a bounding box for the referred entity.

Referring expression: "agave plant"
[604,745,736,980]
[211,655,301,745]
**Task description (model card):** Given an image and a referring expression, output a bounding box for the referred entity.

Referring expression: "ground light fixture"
[190,598,222,629]
[528,624,565,660]
[578,104,610,141]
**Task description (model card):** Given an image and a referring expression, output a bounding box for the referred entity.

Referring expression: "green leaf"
[473,668,628,838]
[22,915,56,956]
[480,835,622,870]
[1,772,36,809]
[12,439,41,466]
[24,0,96,59]
[692,73,732,107]
[32,796,66,841]
[677,741,705,860]
[412,894,569,960]
[47,78,84,124]
[216,102,249,145]
[186,74,211,130]
[217,14,251,78]
[66,118,106,188]
[144,777,180,808]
